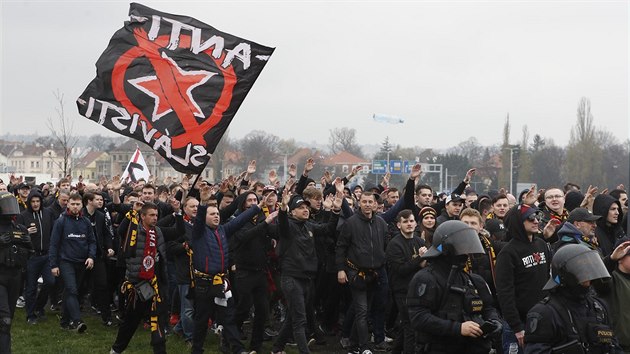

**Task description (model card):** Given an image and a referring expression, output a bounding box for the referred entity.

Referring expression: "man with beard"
[593,194,625,257]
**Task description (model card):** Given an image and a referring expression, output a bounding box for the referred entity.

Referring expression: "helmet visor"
[423,227,485,258]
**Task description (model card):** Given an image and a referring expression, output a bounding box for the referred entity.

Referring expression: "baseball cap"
[519,204,541,222]
[567,208,601,223]
[445,193,465,204]
[262,185,277,195]
[289,195,310,211]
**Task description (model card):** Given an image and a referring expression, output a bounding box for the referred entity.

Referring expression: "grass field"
[11,307,346,354]
[11,307,223,354]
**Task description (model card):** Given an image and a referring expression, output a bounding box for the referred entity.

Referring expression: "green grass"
[11,307,222,354]
[12,307,346,353]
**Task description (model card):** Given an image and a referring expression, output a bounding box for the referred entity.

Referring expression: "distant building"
[5,142,68,180]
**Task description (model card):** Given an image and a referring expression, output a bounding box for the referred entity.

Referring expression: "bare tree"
[238,130,281,173]
[564,97,604,187]
[46,90,78,176]
[329,127,363,157]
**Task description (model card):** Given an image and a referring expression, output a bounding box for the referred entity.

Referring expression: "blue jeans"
[502,321,524,354]
[25,254,55,320]
[173,284,194,341]
[59,261,86,324]
[369,268,388,344]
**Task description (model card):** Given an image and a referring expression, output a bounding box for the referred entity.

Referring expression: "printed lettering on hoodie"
[521,252,547,268]
[67,233,86,239]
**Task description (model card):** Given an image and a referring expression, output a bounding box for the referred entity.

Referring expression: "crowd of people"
[0,158,628,354]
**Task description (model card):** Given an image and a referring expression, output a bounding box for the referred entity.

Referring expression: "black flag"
[77,3,274,174]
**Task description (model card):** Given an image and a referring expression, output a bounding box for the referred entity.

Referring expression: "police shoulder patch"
[527,312,542,333]
[416,283,427,297]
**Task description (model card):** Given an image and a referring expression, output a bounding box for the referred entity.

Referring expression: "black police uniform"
[407,256,501,354]
[524,244,623,354]
[0,218,32,353]
[524,288,622,354]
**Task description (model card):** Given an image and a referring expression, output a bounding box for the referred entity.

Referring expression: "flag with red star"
[77,3,274,174]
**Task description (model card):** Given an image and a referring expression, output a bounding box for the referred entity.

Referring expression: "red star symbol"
[128,52,216,122]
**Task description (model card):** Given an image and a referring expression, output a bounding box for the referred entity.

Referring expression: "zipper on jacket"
[37,211,43,251]
[214,230,225,272]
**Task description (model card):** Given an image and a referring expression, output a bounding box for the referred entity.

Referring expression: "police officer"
[0,192,33,353]
[407,220,502,354]
[524,244,623,354]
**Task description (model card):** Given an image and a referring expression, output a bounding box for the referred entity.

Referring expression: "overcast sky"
[1,0,628,150]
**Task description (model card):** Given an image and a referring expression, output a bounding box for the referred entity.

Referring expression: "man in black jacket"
[271,189,341,354]
[232,191,277,353]
[16,190,55,324]
[385,209,426,354]
[166,196,198,345]
[495,202,555,353]
[336,191,389,354]
[593,194,625,257]
[82,192,115,326]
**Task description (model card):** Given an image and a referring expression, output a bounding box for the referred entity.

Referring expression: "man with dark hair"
[14,183,30,213]
[111,202,169,354]
[435,193,465,225]
[336,191,389,354]
[49,193,95,333]
[609,188,628,215]
[495,202,555,353]
[190,185,263,354]
[82,192,115,326]
[47,189,70,220]
[16,189,55,324]
[271,189,342,354]
[386,209,426,354]
[384,188,400,211]
[487,194,510,222]
[141,184,173,219]
[593,194,625,257]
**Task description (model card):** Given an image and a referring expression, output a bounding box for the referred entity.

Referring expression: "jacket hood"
[236,191,258,212]
[504,204,532,242]
[557,222,583,240]
[26,189,43,212]
[593,194,623,228]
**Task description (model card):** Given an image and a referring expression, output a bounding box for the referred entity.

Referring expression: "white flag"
[121,148,151,183]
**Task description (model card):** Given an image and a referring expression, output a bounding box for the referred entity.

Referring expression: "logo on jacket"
[521,252,547,268]
[143,255,155,271]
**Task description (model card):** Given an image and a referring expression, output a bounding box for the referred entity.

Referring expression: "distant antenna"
[373,114,404,124]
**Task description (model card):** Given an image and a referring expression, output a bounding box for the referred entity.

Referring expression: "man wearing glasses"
[495,203,555,354]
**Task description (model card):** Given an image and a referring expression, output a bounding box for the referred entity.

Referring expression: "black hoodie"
[495,204,551,333]
[16,190,55,253]
[593,194,625,257]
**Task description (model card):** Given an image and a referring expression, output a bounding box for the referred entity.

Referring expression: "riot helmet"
[0,192,20,216]
[422,220,485,258]
[543,244,610,290]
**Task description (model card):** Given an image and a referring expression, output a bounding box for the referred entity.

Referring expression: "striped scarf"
[465,234,497,284]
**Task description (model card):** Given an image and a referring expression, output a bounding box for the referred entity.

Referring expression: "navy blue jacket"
[49,211,96,268]
[192,204,260,275]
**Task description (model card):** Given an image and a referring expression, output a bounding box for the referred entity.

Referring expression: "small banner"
[121,148,151,183]
[77,3,274,174]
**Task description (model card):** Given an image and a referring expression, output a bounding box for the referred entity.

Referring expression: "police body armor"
[543,295,616,354]
[0,223,32,269]
[417,267,491,353]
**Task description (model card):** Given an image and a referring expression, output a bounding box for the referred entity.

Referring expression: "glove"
[489,319,503,336]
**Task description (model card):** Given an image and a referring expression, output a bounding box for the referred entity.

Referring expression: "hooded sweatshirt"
[16,190,55,253]
[495,204,551,333]
[553,221,598,253]
[593,194,625,257]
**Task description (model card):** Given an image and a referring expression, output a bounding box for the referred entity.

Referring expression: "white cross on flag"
[121,148,151,183]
